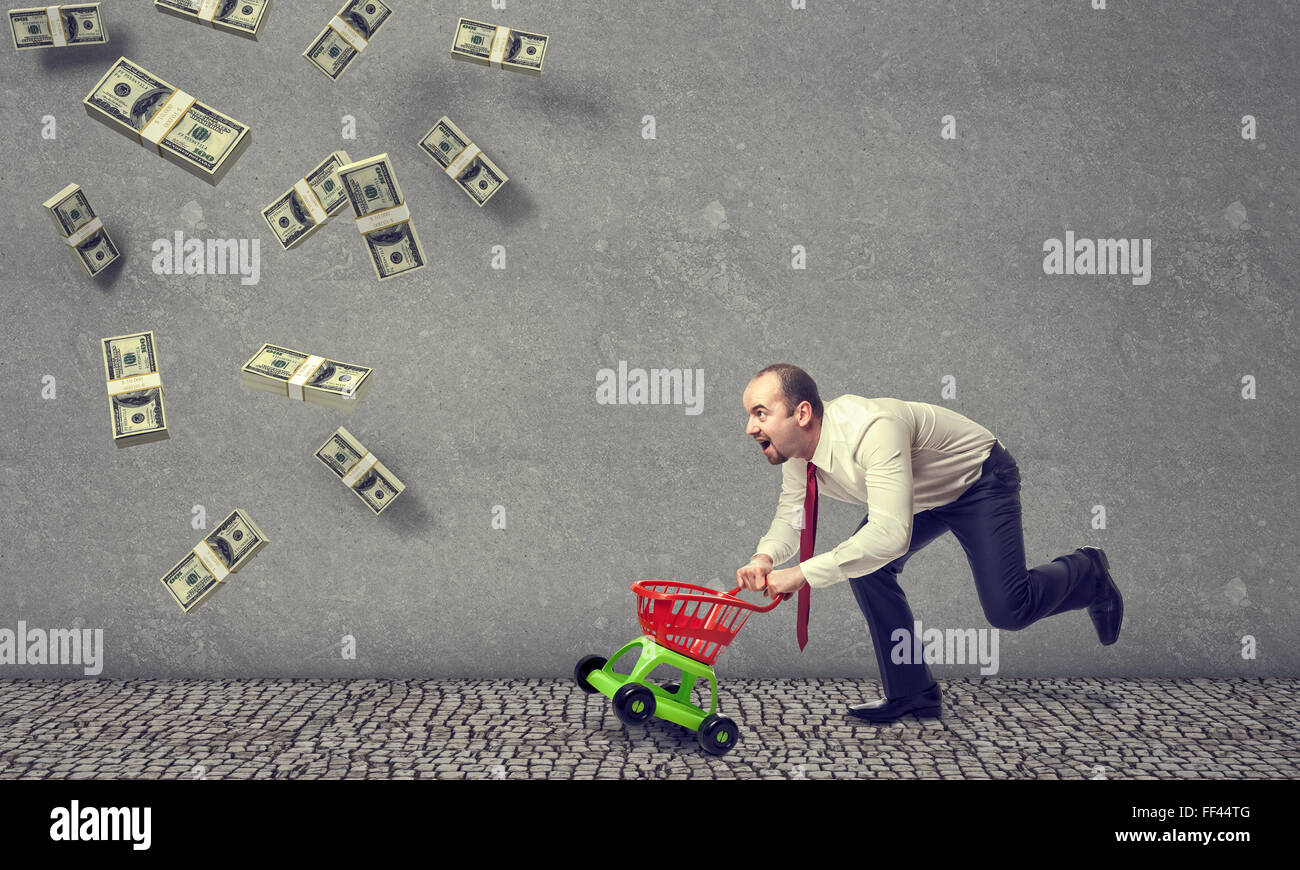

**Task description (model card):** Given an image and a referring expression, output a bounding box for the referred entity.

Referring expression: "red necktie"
[798,461,818,650]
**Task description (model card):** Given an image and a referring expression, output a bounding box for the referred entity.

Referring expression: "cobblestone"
[0,678,1295,779]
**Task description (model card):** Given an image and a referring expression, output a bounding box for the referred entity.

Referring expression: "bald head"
[742,367,822,464]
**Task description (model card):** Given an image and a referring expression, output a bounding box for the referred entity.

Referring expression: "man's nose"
[745,419,759,435]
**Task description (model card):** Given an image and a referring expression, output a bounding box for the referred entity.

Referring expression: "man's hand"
[764,565,807,599]
[736,554,773,591]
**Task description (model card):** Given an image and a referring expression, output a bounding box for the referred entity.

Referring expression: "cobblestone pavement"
[0,678,1295,780]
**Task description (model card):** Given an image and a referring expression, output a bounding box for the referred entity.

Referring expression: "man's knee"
[982,602,1033,631]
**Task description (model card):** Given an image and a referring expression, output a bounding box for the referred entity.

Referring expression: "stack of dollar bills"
[101,331,169,447]
[337,153,427,280]
[43,183,119,277]
[9,3,108,49]
[316,426,406,515]
[241,343,373,410]
[161,508,268,612]
[450,17,548,75]
[154,0,272,40]
[262,150,352,250]
[304,0,391,80]
[82,56,251,185]
[419,116,508,207]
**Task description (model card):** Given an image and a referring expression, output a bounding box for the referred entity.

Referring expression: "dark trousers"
[847,441,1098,698]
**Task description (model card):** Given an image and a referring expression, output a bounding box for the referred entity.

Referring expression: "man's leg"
[847,508,951,699]
[934,443,1097,631]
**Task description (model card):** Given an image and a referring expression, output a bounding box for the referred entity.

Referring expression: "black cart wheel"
[612,683,656,725]
[574,655,607,693]
[698,713,739,756]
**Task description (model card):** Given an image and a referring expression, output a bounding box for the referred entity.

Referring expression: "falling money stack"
[241,343,373,410]
[154,0,273,40]
[43,183,119,276]
[304,0,392,80]
[9,3,108,49]
[316,426,406,515]
[82,56,251,185]
[160,508,269,613]
[262,150,353,250]
[418,116,508,207]
[450,17,548,75]
[337,152,427,280]
[101,331,169,447]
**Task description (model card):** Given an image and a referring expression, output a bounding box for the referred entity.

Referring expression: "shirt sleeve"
[752,458,807,568]
[799,416,914,588]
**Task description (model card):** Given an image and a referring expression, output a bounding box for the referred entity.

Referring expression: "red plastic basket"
[632,580,783,665]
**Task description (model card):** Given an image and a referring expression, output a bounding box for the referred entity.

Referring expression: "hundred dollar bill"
[450,17,547,75]
[262,150,351,250]
[161,508,268,612]
[303,0,392,80]
[154,0,272,40]
[42,183,119,276]
[160,550,222,612]
[418,116,508,207]
[82,56,251,185]
[9,4,107,50]
[315,426,405,515]
[354,219,425,281]
[102,331,168,447]
[336,153,426,280]
[241,343,373,410]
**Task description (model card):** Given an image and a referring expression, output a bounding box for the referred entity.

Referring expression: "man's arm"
[751,458,807,568]
[799,416,914,588]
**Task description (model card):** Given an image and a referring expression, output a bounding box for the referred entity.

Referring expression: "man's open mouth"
[758,439,771,450]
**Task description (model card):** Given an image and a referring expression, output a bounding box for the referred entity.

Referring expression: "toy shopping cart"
[575,580,784,756]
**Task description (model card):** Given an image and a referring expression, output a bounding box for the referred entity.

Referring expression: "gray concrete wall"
[0,0,1295,679]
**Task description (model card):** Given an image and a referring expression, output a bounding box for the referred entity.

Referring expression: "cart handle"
[631,580,786,612]
[725,585,786,612]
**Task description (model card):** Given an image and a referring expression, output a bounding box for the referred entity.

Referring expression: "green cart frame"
[575,581,785,757]
[576,636,738,755]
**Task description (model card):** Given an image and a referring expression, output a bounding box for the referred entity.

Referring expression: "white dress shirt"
[753,396,999,589]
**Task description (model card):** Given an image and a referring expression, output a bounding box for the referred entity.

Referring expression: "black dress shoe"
[847,682,942,723]
[1081,546,1123,645]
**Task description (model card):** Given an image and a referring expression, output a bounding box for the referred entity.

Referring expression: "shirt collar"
[808,409,836,473]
